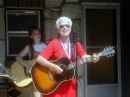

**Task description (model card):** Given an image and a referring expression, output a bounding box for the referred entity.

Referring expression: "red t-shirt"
[40,38,86,97]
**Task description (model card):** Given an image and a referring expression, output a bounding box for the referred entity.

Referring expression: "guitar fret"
[79,60,83,64]
[70,63,74,68]
[83,58,87,63]
[68,64,71,69]
[87,57,91,61]
[84,58,87,62]
[67,63,75,70]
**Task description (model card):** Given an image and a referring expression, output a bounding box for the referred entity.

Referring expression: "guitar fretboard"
[66,57,91,70]
[66,46,115,70]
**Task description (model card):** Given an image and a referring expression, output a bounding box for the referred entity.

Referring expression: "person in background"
[37,16,100,97]
[16,26,47,97]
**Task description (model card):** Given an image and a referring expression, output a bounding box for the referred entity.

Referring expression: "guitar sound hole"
[54,73,66,81]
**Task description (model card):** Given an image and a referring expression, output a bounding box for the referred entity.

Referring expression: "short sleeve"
[76,41,86,57]
[39,41,54,60]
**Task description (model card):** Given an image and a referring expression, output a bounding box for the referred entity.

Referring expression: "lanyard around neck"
[59,38,71,59]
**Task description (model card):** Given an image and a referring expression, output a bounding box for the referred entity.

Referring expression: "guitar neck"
[66,57,92,70]
[66,46,115,70]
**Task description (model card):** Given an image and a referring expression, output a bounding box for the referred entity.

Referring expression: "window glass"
[85,9,117,84]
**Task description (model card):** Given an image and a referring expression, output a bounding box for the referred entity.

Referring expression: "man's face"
[58,21,71,37]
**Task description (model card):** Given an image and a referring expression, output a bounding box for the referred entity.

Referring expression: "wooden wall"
[4,0,45,7]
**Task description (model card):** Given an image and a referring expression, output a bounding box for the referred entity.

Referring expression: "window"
[6,9,41,60]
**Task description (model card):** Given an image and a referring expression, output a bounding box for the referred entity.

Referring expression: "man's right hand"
[52,65,63,74]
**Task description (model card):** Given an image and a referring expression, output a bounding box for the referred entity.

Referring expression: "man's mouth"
[62,29,68,33]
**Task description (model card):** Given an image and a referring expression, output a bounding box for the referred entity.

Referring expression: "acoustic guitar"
[31,46,115,95]
[11,59,36,88]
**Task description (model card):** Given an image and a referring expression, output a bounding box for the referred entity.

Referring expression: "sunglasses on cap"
[59,24,70,28]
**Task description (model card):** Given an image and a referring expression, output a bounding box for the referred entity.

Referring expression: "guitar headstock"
[98,46,115,57]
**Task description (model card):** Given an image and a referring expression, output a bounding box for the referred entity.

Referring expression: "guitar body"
[31,57,75,95]
[11,59,36,88]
